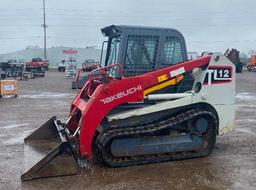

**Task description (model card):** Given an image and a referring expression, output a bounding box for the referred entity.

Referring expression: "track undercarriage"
[94,109,218,167]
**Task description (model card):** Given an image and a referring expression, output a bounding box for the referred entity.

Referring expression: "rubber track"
[95,109,217,167]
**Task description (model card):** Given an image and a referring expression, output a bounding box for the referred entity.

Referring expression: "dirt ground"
[0,71,255,190]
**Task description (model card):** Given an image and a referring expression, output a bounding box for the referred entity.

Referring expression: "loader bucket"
[21,116,78,181]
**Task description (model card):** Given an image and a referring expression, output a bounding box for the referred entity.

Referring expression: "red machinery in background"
[247,54,256,71]
[26,57,48,71]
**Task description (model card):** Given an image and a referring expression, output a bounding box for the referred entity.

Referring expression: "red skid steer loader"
[21,26,235,181]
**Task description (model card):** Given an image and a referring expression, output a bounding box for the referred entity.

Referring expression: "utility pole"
[42,0,47,59]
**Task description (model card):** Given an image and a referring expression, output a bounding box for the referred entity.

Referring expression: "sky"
[0,0,256,54]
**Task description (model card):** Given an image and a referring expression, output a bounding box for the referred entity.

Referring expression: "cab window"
[124,35,159,76]
[163,36,183,65]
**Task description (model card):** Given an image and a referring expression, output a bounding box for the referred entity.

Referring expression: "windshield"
[106,37,120,66]
[100,37,121,78]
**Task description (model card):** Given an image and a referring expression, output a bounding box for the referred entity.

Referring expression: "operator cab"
[101,25,188,77]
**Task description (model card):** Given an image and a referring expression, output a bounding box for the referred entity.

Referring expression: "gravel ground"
[0,70,255,190]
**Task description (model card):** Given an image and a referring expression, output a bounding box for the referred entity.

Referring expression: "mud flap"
[21,116,79,181]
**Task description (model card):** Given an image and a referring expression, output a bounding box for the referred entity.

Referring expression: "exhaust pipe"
[21,117,78,181]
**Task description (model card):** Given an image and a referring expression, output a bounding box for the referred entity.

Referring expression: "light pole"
[43,0,47,59]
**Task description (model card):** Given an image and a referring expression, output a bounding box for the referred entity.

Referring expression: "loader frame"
[68,55,213,158]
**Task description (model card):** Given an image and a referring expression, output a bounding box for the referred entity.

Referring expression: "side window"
[124,35,159,76]
[163,37,183,65]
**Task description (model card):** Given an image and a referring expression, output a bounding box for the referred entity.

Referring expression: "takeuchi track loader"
[21,26,236,181]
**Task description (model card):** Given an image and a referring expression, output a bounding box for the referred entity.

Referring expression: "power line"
[46,23,256,27]
[0,7,252,15]
[0,17,42,20]
[1,23,256,28]
[1,35,256,44]
[0,9,253,16]
[0,25,42,27]
[0,36,43,40]
[0,8,42,11]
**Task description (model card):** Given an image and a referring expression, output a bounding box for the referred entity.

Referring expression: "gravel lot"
[0,70,255,190]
